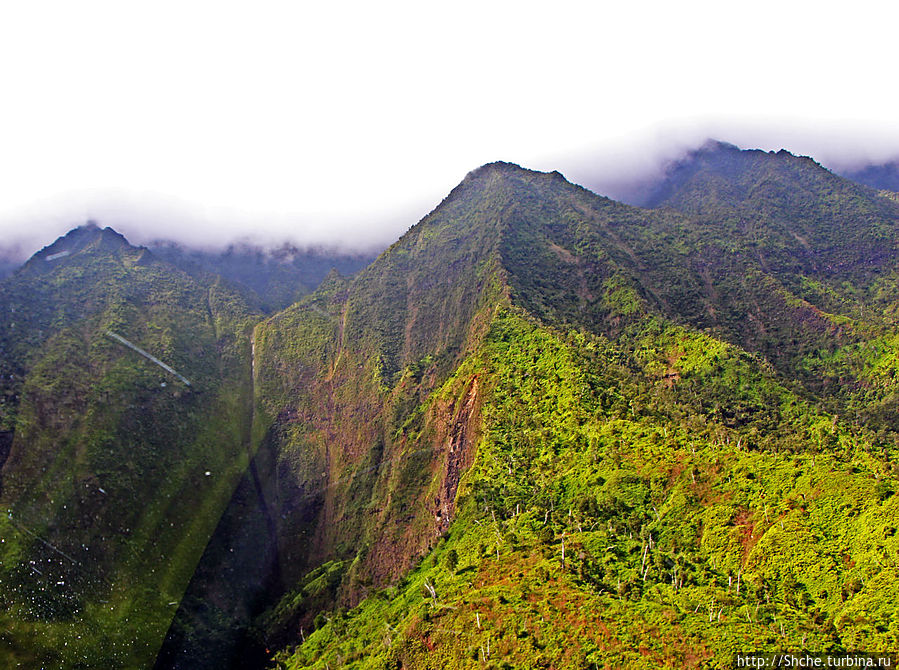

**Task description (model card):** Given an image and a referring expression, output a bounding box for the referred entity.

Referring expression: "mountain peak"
[15,223,138,277]
[468,160,526,175]
[463,161,570,185]
[696,138,742,154]
[40,222,129,255]
[634,140,832,208]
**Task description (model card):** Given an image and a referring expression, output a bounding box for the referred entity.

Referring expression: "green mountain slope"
[281,311,899,668]
[0,225,259,668]
[633,142,899,427]
[231,155,899,668]
[161,165,520,664]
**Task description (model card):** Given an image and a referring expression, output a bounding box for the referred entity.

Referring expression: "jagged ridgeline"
[4,143,899,669]
[0,225,259,668]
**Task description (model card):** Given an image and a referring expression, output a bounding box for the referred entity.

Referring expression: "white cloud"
[1,1,898,258]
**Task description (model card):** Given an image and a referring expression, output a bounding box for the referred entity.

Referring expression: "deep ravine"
[154,324,282,670]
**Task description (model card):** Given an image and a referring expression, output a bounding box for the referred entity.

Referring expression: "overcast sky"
[2,1,899,259]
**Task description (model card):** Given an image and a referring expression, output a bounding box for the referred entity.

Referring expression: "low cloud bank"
[4,120,899,268]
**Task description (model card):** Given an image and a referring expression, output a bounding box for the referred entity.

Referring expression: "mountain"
[0,224,259,668]
[5,145,899,669]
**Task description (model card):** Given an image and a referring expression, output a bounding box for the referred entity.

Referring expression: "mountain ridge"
[256,146,899,667]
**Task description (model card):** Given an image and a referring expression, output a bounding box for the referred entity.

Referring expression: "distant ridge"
[836,160,899,192]
[148,239,377,313]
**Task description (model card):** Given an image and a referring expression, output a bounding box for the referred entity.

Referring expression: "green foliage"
[0,224,259,669]
[277,304,899,667]
[259,154,899,668]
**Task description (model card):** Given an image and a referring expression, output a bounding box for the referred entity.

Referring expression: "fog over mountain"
[3,123,899,278]
[2,2,898,270]
[560,120,899,205]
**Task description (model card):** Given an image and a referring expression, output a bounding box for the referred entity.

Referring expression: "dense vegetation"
[0,225,259,668]
[275,310,899,668]
[3,143,899,668]
[256,150,899,668]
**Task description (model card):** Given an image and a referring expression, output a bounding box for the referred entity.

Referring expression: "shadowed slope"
[0,224,258,669]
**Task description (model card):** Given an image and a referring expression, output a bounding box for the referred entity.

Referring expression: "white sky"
[2,0,899,258]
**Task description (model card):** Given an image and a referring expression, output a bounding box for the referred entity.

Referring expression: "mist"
[3,2,898,269]
[3,117,899,272]
[0,188,428,266]
[543,117,899,206]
